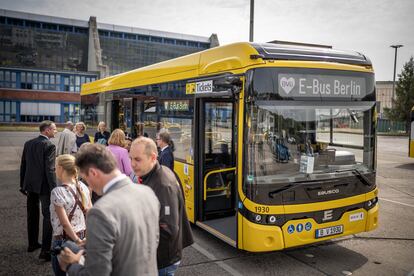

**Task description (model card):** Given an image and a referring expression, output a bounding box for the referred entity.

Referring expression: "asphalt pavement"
[0,132,413,276]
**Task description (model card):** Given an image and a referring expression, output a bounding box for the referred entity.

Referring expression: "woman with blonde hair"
[75,122,90,150]
[50,154,91,276]
[108,128,133,176]
[94,121,110,145]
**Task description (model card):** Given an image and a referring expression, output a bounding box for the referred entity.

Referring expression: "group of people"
[20,120,192,276]
[56,121,98,155]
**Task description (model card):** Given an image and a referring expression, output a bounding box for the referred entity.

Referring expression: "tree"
[384,56,414,133]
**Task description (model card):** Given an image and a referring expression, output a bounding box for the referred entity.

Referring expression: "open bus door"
[194,98,238,247]
[109,98,138,136]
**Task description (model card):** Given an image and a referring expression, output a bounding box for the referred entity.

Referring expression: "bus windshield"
[244,69,376,204]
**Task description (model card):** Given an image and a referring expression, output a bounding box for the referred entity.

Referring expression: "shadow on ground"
[395,163,414,170]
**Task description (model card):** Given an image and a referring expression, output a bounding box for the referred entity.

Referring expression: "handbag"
[97,138,107,145]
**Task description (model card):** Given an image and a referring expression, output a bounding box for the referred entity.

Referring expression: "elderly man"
[130,137,193,276]
[56,121,77,156]
[58,143,160,275]
[20,120,57,261]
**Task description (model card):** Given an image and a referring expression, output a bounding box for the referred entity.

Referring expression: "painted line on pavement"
[380,197,414,208]
[191,243,243,276]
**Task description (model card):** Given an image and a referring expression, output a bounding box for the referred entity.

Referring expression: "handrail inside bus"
[203,167,236,201]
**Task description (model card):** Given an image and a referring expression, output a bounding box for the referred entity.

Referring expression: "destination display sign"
[163,100,189,112]
[278,74,366,98]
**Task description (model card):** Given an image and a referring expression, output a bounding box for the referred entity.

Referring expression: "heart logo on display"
[280,77,295,94]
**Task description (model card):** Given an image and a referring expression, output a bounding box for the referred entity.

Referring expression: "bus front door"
[195,99,238,246]
[195,99,237,247]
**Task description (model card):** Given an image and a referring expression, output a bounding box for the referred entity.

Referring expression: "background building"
[0,9,218,124]
[376,81,393,118]
[375,81,407,133]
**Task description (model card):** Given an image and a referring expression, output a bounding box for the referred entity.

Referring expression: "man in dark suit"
[130,137,193,275]
[156,131,175,171]
[20,120,57,261]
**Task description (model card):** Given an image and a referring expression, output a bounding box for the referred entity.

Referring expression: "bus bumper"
[282,206,379,248]
[365,204,379,231]
[240,205,379,252]
[240,215,285,252]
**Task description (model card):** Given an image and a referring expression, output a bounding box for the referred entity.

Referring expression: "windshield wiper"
[268,184,294,198]
[336,168,373,186]
[267,175,320,198]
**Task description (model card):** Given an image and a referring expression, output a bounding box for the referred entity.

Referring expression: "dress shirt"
[103,174,127,194]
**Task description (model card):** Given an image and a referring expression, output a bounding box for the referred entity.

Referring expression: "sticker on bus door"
[196,80,213,93]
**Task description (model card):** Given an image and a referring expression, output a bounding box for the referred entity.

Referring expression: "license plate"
[315,225,344,238]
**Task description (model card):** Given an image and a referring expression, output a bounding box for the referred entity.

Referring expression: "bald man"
[129,137,193,276]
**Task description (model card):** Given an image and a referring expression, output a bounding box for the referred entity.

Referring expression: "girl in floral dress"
[50,154,91,276]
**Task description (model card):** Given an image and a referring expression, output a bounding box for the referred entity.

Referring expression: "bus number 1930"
[255,206,270,213]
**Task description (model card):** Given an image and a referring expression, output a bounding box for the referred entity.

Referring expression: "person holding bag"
[94,121,110,145]
[50,154,91,276]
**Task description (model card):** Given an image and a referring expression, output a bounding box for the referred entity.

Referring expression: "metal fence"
[377,119,407,133]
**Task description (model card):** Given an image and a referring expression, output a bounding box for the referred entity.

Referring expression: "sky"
[2,0,413,81]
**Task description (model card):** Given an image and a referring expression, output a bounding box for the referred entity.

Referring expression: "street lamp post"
[390,44,403,101]
[249,0,254,42]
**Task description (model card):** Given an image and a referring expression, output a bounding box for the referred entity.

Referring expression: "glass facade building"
[98,29,211,75]
[0,9,217,123]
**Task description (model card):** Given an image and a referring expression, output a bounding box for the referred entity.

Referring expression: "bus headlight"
[239,207,285,226]
[365,197,378,210]
[238,201,285,226]
[268,215,277,223]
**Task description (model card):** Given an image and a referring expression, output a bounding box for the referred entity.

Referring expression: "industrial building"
[0,9,218,123]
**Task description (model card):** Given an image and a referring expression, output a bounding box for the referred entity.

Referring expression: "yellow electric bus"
[81,42,378,252]
[410,106,414,158]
